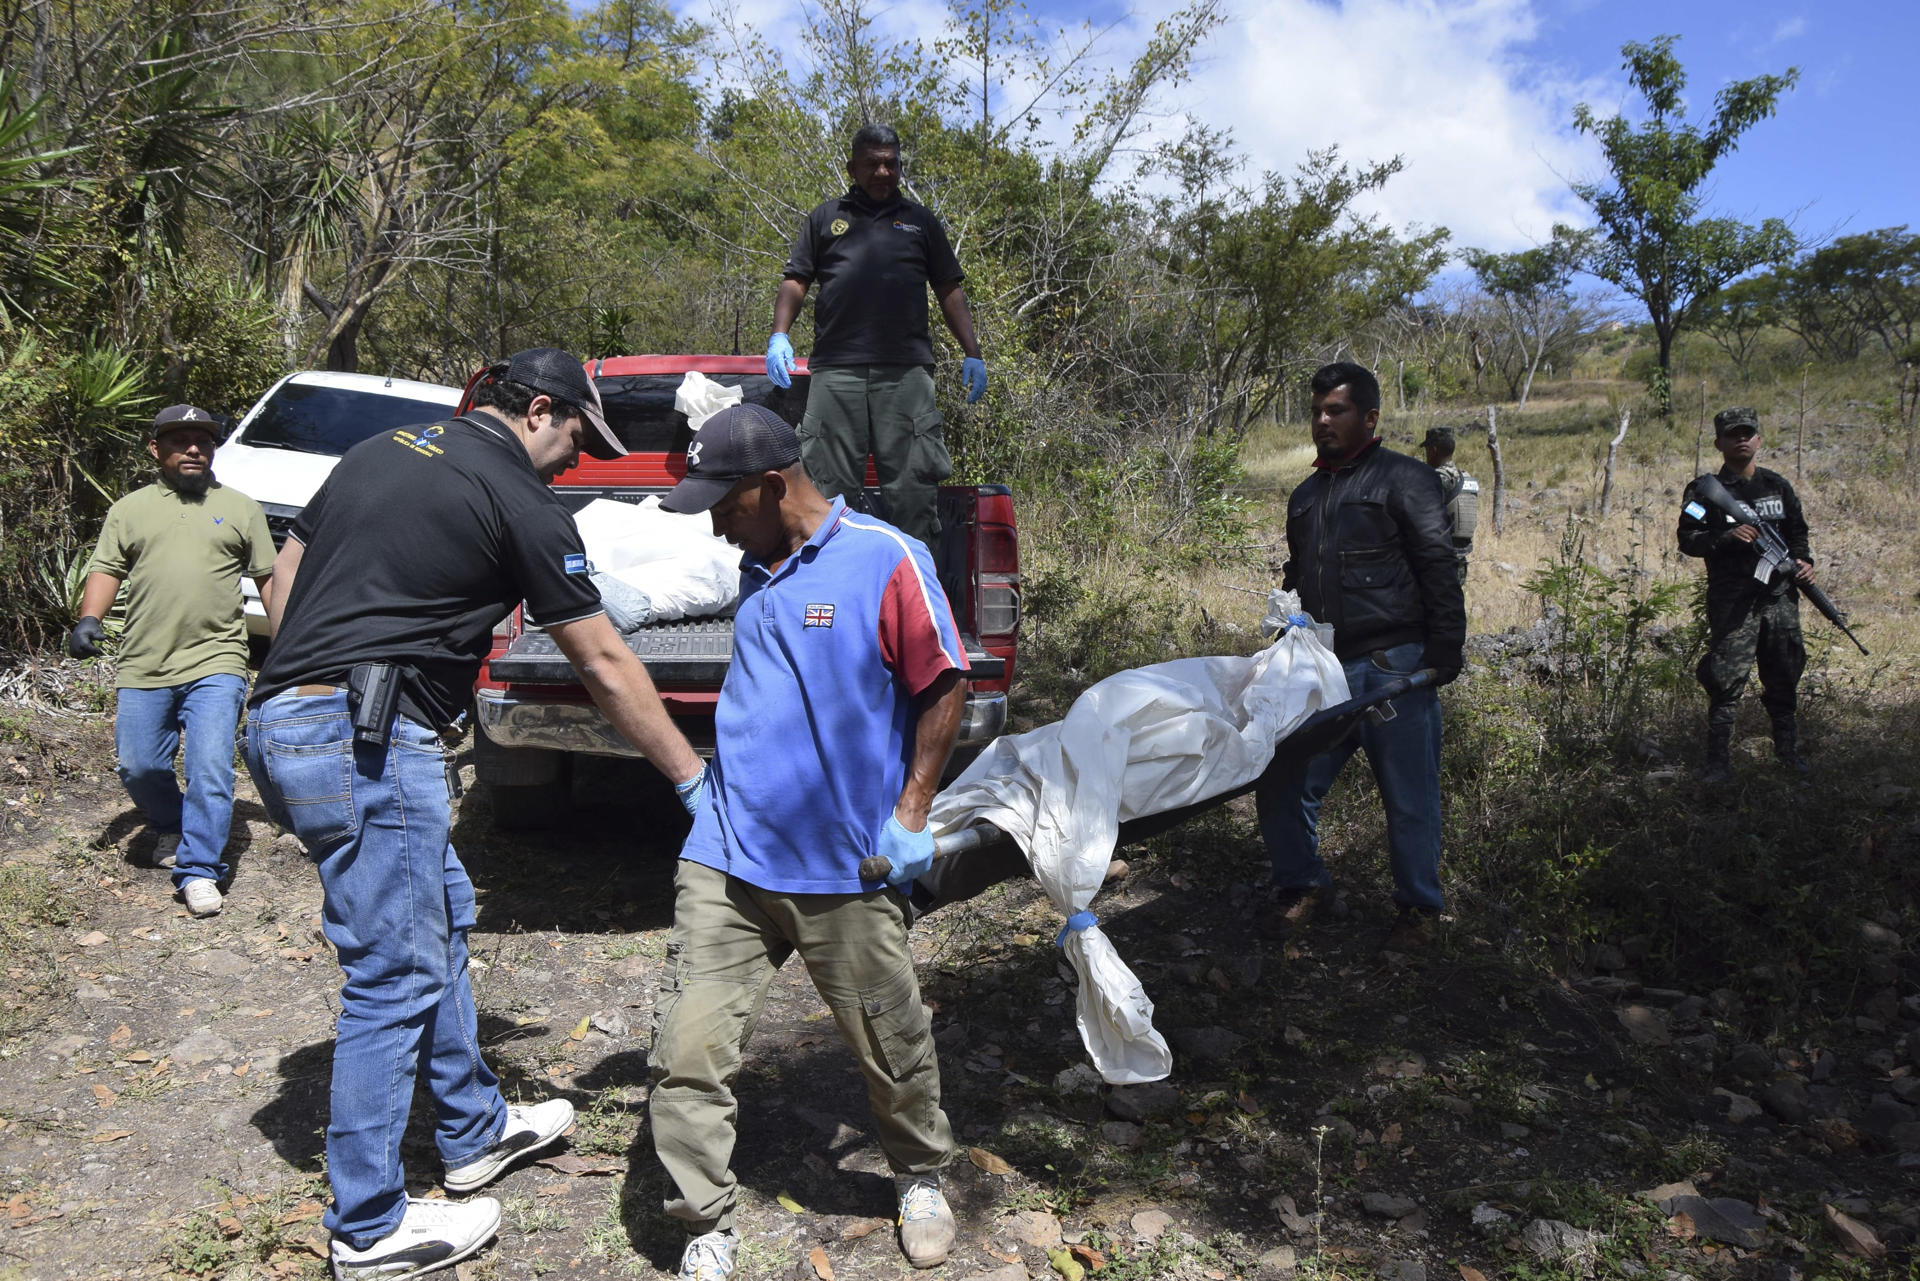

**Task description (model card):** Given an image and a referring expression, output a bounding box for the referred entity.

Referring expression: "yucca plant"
[0,69,90,325]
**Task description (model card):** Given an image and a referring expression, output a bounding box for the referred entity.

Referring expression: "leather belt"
[283,683,465,747]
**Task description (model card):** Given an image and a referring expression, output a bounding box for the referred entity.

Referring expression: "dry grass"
[1233,376,1920,685]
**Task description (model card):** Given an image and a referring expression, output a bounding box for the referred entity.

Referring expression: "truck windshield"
[596,374,810,453]
[240,383,456,456]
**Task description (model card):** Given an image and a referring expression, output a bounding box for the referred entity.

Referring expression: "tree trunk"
[1655,325,1675,418]
[1486,403,1506,536]
[325,316,362,373]
[1694,380,1706,476]
[1518,330,1545,409]
[1600,407,1630,518]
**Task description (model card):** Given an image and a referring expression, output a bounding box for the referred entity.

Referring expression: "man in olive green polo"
[69,404,276,916]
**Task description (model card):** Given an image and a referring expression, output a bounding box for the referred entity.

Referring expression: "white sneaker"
[329,1195,500,1280]
[150,833,179,869]
[677,1227,738,1281]
[181,878,222,917]
[896,1174,955,1267]
[443,1098,574,1192]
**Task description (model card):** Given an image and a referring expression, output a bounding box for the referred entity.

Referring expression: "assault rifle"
[1690,472,1870,655]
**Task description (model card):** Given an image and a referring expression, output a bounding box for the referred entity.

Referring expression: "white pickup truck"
[211,371,464,634]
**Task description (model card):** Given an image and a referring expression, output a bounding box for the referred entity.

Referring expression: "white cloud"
[686,0,1610,253]
[1769,15,1808,44]
[1135,0,1609,252]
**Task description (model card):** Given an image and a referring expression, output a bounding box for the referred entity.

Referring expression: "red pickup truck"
[469,356,1020,826]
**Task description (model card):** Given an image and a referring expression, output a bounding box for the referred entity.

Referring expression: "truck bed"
[490,616,1007,686]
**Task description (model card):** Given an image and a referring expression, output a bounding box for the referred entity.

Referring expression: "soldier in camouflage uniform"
[1423,427,1478,585]
[1678,407,1817,783]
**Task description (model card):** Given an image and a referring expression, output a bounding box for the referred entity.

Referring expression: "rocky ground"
[1,693,1915,1281]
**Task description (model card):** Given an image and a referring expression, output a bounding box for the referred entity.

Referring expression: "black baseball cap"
[150,404,218,438]
[659,404,802,515]
[1713,407,1760,437]
[495,348,623,460]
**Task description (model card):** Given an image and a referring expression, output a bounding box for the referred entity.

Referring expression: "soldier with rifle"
[1678,406,1827,782]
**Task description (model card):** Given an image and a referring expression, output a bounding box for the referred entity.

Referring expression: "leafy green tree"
[1462,225,1598,407]
[1146,143,1450,434]
[1570,35,1798,413]
[1697,275,1779,380]
[1769,227,1920,364]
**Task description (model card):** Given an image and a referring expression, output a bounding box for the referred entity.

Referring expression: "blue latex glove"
[960,356,987,404]
[878,812,935,889]
[674,764,709,817]
[766,333,795,388]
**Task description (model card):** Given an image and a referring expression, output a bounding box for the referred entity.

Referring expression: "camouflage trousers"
[1697,591,1804,720]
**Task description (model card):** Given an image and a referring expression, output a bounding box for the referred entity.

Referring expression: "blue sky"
[694,0,1917,255]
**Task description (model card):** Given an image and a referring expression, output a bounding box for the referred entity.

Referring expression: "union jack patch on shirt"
[804,603,835,628]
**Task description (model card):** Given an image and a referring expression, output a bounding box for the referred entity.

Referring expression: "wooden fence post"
[1694,381,1706,476]
[1486,404,1506,536]
[1601,407,1630,518]
[1797,368,1808,482]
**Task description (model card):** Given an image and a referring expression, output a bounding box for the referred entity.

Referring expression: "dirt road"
[2,698,1912,1280]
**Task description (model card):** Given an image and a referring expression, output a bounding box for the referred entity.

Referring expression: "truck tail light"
[974,519,1020,638]
[978,576,1021,636]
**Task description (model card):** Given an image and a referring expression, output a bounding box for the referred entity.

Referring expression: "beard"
[165,469,213,497]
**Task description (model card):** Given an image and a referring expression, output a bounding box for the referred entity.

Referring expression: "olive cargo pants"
[648,859,955,1232]
[799,364,951,550]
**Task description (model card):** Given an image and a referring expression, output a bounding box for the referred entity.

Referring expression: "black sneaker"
[330,1195,500,1279]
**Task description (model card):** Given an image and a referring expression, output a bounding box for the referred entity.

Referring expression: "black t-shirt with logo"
[252,412,603,729]
[784,187,964,368]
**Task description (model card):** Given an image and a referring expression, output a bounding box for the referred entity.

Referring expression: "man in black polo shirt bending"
[764,123,986,550]
[244,349,708,1279]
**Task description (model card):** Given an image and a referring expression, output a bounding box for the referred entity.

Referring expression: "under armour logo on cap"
[659,403,802,516]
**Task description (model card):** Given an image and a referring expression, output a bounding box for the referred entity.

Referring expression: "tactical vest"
[1450,473,1479,550]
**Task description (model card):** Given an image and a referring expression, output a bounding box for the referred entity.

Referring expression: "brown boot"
[1259,884,1328,937]
[1382,907,1435,953]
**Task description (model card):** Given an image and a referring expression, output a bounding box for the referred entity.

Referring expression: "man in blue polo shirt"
[650,403,969,1279]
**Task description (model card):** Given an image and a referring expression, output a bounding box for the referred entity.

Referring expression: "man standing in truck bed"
[244,349,710,1279]
[650,403,968,1280]
[764,123,987,551]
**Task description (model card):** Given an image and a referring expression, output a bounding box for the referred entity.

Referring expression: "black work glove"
[1423,649,1463,687]
[67,616,105,659]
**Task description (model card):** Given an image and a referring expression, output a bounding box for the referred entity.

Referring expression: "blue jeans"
[1254,641,1445,911]
[244,692,505,1248]
[115,674,247,888]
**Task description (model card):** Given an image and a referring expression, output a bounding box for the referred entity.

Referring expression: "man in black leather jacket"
[1256,362,1466,950]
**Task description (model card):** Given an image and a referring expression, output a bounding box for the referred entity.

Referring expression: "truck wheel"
[488,776,572,829]
[473,732,573,830]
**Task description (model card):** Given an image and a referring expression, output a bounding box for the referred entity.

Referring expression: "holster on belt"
[346,663,402,748]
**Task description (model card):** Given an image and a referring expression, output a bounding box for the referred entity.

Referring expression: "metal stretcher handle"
[858,823,1003,883]
[857,667,1438,884]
